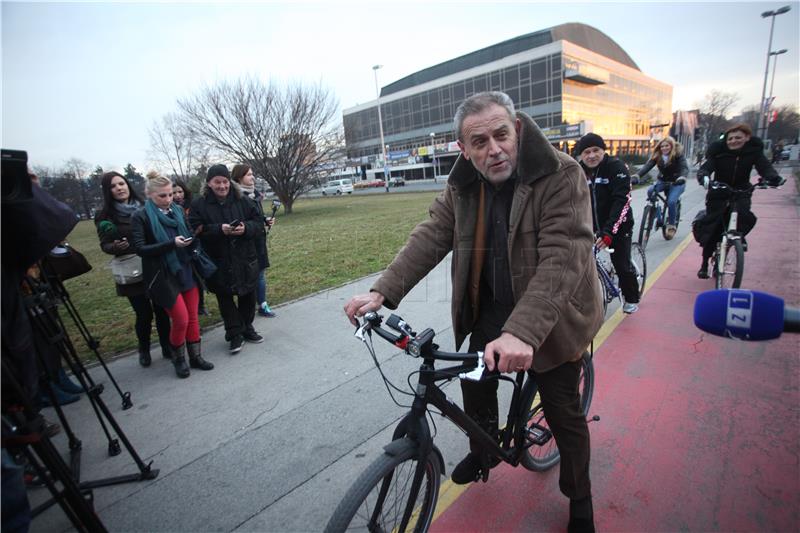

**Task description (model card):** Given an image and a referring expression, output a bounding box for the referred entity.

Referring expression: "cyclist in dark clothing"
[695,123,782,278]
[635,136,689,240]
[577,133,640,314]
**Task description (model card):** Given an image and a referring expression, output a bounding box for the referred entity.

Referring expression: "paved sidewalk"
[431,175,799,531]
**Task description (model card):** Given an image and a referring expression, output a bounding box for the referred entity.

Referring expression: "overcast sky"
[3,0,798,172]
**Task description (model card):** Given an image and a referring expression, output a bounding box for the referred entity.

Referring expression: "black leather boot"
[171,344,190,379]
[138,342,152,367]
[187,341,214,371]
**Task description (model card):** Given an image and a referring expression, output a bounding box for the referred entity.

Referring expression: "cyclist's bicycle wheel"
[520,353,594,472]
[631,243,647,298]
[715,238,744,289]
[638,204,654,249]
[325,439,441,533]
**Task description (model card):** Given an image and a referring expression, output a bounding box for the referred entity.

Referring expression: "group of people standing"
[94,164,276,379]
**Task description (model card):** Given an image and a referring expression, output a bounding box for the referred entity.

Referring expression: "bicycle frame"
[595,248,621,305]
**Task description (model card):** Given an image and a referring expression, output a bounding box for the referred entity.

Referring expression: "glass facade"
[343,40,671,163]
[344,54,564,159]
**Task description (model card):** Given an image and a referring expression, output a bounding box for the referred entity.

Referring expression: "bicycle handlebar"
[356,312,481,364]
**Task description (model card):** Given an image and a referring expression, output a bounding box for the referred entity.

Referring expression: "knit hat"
[575,133,606,155]
[206,164,230,181]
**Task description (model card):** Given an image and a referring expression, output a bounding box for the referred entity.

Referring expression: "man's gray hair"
[453,91,516,141]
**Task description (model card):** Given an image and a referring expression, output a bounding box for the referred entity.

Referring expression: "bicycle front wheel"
[520,353,594,472]
[638,205,653,249]
[715,238,744,289]
[325,440,441,533]
[631,243,647,298]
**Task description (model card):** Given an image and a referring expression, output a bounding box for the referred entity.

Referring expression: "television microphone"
[693,289,800,340]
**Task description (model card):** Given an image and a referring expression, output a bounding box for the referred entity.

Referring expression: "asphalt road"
[31,178,711,532]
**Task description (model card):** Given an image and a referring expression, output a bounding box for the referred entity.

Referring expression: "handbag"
[191,244,218,279]
[110,253,144,285]
[45,243,93,281]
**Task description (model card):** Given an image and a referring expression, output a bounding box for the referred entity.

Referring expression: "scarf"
[114,199,141,218]
[239,184,256,200]
[144,200,191,276]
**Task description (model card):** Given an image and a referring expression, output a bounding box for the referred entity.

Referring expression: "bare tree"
[696,90,740,149]
[177,77,343,213]
[149,112,208,181]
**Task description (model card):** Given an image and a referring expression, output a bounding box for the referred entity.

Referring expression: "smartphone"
[182,236,193,243]
[229,219,242,227]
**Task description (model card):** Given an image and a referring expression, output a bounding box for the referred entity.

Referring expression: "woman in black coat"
[131,175,214,378]
[635,136,689,239]
[695,123,782,278]
[95,171,170,367]
[188,164,263,354]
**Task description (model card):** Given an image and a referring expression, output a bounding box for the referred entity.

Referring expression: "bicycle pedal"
[526,423,553,446]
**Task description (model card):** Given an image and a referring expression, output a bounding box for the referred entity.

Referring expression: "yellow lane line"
[431,232,695,523]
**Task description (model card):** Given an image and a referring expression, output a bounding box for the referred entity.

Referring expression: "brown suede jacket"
[372,112,604,372]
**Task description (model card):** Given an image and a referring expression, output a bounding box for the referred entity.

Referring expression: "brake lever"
[459,351,485,381]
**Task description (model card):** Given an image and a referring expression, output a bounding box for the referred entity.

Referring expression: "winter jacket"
[130,209,194,310]
[242,190,270,270]
[699,136,779,190]
[95,205,147,298]
[580,154,634,239]
[637,153,689,183]
[372,111,604,373]
[188,184,261,295]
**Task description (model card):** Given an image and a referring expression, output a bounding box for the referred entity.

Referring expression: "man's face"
[208,176,230,199]
[457,104,520,186]
[580,146,605,169]
[726,130,750,151]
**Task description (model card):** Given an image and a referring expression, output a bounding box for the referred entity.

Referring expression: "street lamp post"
[764,48,788,142]
[372,64,389,192]
[757,5,791,138]
[429,132,436,183]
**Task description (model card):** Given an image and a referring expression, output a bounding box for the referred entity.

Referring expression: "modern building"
[343,22,672,181]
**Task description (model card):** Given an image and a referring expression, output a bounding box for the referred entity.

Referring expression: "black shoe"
[187,341,214,371]
[450,452,499,485]
[229,335,244,354]
[697,266,709,279]
[138,343,152,367]
[171,344,190,378]
[242,330,264,344]
[568,496,595,533]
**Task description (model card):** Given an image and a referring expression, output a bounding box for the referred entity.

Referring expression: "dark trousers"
[127,294,171,354]
[215,290,256,340]
[701,195,754,260]
[463,335,590,500]
[610,232,639,304]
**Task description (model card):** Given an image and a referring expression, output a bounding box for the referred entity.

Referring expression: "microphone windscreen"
[694,289,784,340]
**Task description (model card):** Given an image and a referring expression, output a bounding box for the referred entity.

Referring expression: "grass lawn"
[60,190,440,360]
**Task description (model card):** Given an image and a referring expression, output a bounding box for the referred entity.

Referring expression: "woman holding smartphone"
[131,175,214,378]
[95,171,171,367]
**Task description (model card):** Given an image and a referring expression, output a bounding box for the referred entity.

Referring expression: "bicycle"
[595,243,646,314]
[637,178,684,250]
[709,179,783,289]
[325,313,595,533]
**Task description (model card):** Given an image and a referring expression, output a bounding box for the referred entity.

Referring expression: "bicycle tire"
[638,204,653,249]
[325,440,440,533]
[631,243,647,298]
[520,353,594,472]
[715,238,744,289]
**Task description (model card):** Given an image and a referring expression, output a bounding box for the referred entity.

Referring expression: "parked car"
[322,179,354,195]
[388,176,405,187]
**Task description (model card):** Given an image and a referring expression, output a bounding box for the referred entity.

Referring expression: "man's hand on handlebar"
[483,332,534,373]
[344,292,386,326]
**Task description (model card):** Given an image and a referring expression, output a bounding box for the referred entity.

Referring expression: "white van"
[322,179,354,195]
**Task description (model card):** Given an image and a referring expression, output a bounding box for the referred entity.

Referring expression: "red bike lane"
[431,175,799,532]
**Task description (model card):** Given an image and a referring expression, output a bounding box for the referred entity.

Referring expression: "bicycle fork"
[716,211,738,276]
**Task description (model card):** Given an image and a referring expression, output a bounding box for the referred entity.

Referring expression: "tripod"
[21,268,158,501]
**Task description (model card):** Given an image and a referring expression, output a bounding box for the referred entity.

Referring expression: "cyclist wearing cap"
[576,133,640,314]
[695,123,782,278]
